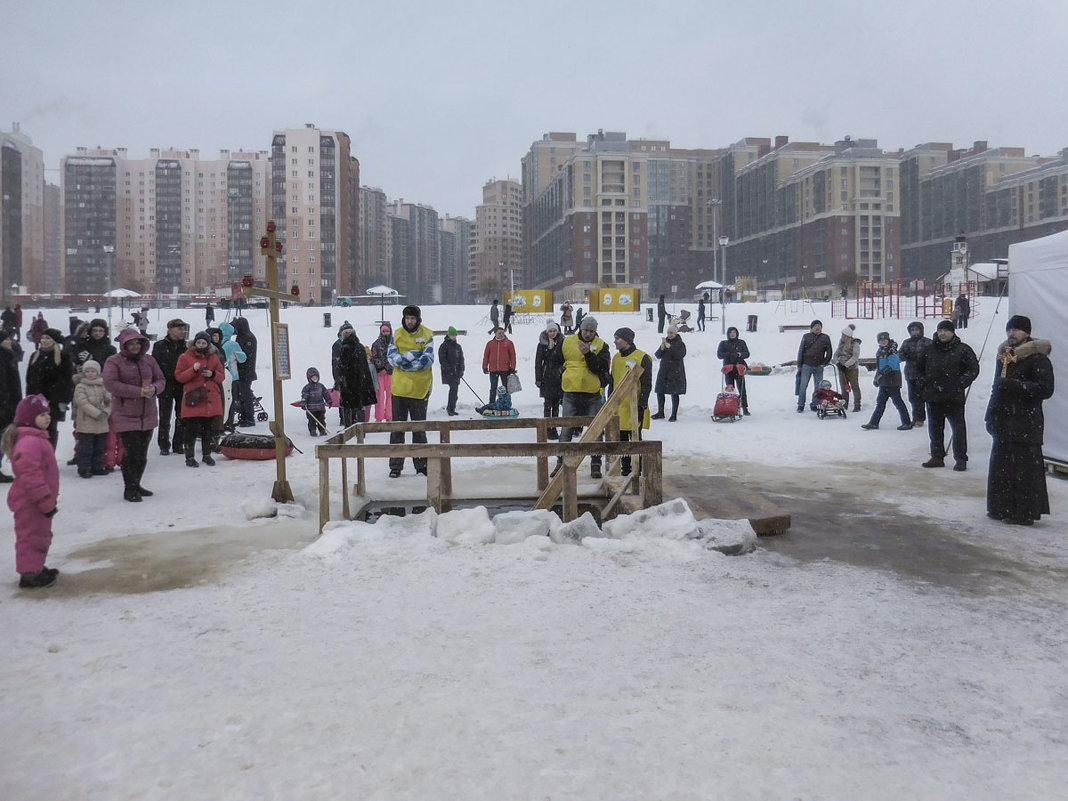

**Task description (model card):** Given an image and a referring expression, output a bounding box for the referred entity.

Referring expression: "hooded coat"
[438,337,465,385]
[336,333,378,408]
[0,340,22,431]
[218,321,247,381]
[175,341,226,419]
[102,328,166,433]
[654,334,687,395]
[898,322,932,381]
[534,329,565,400]
[6,425,59,573]
[25,341,74,412]
[72,370,112,435]
[230,317,257,383]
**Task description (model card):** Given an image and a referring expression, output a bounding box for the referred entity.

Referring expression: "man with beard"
[386,305,435,478]
[554,315,610,479]
[151,318,188,454]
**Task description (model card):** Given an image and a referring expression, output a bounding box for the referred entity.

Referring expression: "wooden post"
[318,452,330,532]
[643,450,662,506]
[341,455,350,520]
[354,426,366,498]
[440,425,452,499]
[427,457,443,513]
[561,458,579,521]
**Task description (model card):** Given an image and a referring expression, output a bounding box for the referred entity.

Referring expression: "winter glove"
[483,367,489,374]
[986,420,995,436]
[44,507,58,518]
[57,402,68,414]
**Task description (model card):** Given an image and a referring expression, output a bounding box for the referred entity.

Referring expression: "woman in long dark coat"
[24,328,74,449]
[534,321,565,438]
[336,330,378,427]
[985,315,1054,526]
[652,324,687,421]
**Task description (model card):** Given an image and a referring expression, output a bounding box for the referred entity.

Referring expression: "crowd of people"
[1,299,1057,590]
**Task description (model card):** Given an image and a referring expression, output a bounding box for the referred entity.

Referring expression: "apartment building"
[439,214,474,304]
[360,186,390,289]
[388,200,439,305]
[472,179,522,301]
[1,124,46,295]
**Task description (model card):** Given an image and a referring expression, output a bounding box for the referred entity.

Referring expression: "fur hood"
[997,338,1052,361]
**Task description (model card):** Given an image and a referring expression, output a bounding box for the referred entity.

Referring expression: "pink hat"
[14,394,50,427]
[380,323,392,334]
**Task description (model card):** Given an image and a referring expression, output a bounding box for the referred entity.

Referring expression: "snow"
[2,299,1067,800]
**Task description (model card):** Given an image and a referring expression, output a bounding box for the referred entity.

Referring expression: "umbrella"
[104,288,142,317]
[365,285,400,320]
[695,280,722,291]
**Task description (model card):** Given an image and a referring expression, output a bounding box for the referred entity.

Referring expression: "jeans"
[797,365,825,409]
[560,391,604,468]
[389,395,428,473]
[489,371,509,399]
[445,381,459,413]
[927,401,968,462]
[869,386,910,427]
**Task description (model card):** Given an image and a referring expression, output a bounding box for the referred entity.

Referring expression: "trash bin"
[323,312,332,328]
[646,307,654,322]
[747,314,758,332]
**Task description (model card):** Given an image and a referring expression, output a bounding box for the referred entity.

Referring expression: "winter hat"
[907,321,924,335]
[936,319,955,333]
[841,324,855,337]
[727,326,740,338]
[810,319,823,329]
[14,394,50,427]
[1006,315,1032,334]
[666,323,678,335]
[877,331,890,342]
[402,304,421,321]
[614,327,635,345]
[545,321,560,334]
[498,385,508,395]
[0,329,11,345]
[337,321,354,336]
[192,331,211,349]
[819,380,832,389]
[307,367,320,380]
[379,323,392,335]
[166,318,188,329]
[579,315,598,332]
[447,326,457,337]
[41,327,64,344]
[81,359,101,374]
[89,318,109,333]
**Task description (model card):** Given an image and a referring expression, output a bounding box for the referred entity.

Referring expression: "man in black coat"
[437,326,465,416]
[915,319,980,470]
[985,314,1055,525]
[898,321,932,427]
[152,318,189,454]
[230,316,258,426]
[795,320,833,412]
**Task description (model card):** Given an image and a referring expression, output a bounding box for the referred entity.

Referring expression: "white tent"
[1007,229,1068,467]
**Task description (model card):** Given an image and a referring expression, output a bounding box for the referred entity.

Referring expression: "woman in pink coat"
[3,394,60,588]
[175,331,225,468]
[102,328,166,503]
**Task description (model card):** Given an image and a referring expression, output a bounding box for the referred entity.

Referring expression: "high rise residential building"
[472,179,522,301]
[439,215,474,304]
[360,186,390,289]
[43,182,62,294]
[387,200,439,305]
[1,124,46,295]
[271,125,360,304]
[61,147,269,295]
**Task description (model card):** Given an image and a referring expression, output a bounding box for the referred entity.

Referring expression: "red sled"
[712,390,742,422]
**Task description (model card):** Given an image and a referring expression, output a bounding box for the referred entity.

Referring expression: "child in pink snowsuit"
[3,394,60,588]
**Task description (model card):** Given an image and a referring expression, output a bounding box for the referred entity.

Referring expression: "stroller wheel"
[257,411,269,422]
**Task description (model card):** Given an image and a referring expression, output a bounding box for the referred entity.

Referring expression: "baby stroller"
[814,379,848,419]
[670,309,694,332]
[252,395,270,422]
[712,383,743,422]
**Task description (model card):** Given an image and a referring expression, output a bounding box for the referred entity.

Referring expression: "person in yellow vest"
[555,315,611,479]
[386,305,435,478]
[607,327,652,477]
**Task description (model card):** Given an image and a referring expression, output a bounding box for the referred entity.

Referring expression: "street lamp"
[103,244,115,327]
[718,235,729,334]
[707,199,721,284]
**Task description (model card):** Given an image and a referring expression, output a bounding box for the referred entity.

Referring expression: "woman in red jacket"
[175,331,225,468]
[482,327,516,400]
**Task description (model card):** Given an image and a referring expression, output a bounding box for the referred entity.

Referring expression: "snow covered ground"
[2,297,1066,800]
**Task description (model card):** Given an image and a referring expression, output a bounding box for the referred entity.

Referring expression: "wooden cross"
[999,348,1017,378]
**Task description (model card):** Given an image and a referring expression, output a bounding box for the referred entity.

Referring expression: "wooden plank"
[318,451,330,532]
[643,453,662,507]
[318,441,659,458]
[341,456,350,520]
[426,458,443,512]
[663,474,789,536]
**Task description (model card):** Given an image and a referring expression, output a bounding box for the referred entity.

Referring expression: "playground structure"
[832,279,979,322]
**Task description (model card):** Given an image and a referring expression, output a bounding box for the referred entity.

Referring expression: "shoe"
[546,428,559,440]
[79,470,93,478]
[590,464,602,479]
[159,447,170,456]
[853,406,861,413]
[137,487,154,497]
[43,566,60,579]
[809,405,818,412]
[987,511,1004,520]
[861,423,878,430]
[742,409,751,416]
[415,467,427,476]
[202,454,216,466]
[668,415,677,422]
[797,407,805,413]
[922,458,945,468]
[1004,517,1034,526]
[19,569,57,589]
[651,412,665,420]
[237,420,256,428]
[91,468,108,476]
[953,461,967,472]
[897,424,913,431]
[0,472,13,483]
[388,469,401,478]
[124,488,143,502]
[446,409,459,416]
[66,457,78,466]
[914,419,926,427]
[550,460,562,478]
[186,457,199,468]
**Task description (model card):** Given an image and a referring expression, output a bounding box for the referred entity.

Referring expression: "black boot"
[185,442,198,468]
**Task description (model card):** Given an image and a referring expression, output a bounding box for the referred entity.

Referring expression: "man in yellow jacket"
[555,315,610,479]
[386,305,435,477]
[607,327,652,477]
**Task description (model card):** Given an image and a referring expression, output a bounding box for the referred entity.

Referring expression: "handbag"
[506,372,522,394]
[184,385,208,407]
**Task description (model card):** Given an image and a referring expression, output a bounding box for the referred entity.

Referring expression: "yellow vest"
[611,349,650,431]
[391,324,435,400]
[561,334,606,394]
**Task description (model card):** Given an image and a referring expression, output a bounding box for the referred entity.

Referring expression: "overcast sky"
[3,0,1065,217]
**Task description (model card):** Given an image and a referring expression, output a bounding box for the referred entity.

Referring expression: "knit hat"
[579,315,598,332]
[614,327,635,345]
[14,394,50,427]
[498,385,508,395]
[41,327,64,344]
[167,318,188,329]
[192,331,211,349]
[877,331,890,342]
[307,367,320,380]
[379,323,392,335]
[810,319,823,329]
[447,326,457,337]
[0,329,11,345]
[666,323,678,335]
[842,324,856,337]
[936,319,955,333]
[338,321,354,336]
[1006,315,1032,334]
[89,318,109,333]
[545,321,560,334]
[82,359,101,374]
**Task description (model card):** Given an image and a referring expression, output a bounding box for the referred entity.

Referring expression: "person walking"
[482,327,517,400]
[559,302,574,335]
[230,317,258,427]
[608,327,652,477]
[151,318,188,454]
[717,326,751,416]
[656,295,667,335]
[915,320,980,470]
[29,312,48,348]
[985,315,1055,526]
[0,330,23,482]
[832,323,863,413]
[503,301,513,334]
[697,294,707,332]
[438,326,464,416]
[860,332,913,431]
[24,327,74,450]
[204,302,215,327]
[554,315,610,479]
[386,305,435,478]
[795,320,833,412]
[899,321,932,427]
[488,299,500,334]
[534,321,565,439]
[102,328,166,502]
[954,293,970,330]
[3,395,60,588]
[652,323,687,421]
[175,331,225,467]
[370,323,394,422]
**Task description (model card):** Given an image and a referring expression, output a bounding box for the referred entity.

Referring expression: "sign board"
[507,289,552,313]
[590,287,642,312]
[272,322,291,380]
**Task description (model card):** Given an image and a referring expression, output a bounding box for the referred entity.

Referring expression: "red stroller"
[712,383,743,422]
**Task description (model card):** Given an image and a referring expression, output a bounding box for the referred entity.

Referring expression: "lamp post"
[707,199,721,284]
[718,235,729,334]
[103,244,115,327]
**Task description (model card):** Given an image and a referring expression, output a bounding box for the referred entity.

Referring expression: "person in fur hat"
[25,327,74,449]
[385,305,435,477]
[2,395,60,588]
[985,315,1055,526]
[72,360,112,477]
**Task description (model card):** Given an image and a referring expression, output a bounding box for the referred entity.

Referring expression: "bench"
[432,329,467,336]
[778,324,812,333]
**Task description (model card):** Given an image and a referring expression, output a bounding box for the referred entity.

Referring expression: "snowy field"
[2,297,1066,800]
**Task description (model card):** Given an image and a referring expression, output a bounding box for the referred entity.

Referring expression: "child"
[814,379,845,408]
[2,395,60,589]
[300,367,333,435]
[72,360,112,477]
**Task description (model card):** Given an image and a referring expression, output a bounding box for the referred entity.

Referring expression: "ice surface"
[550,510,603,544]
[601,497,697,540]
[493,508,562,544]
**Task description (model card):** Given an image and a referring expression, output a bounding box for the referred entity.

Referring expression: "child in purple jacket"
[2,394,60,588]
